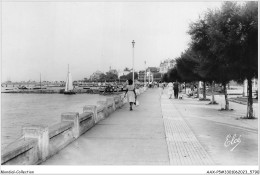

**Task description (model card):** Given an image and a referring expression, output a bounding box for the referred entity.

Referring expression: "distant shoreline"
[1,89,97,94]
[1,87,125,95]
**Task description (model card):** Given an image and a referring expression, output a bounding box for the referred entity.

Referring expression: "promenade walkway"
[162,89,258,165]
[42,88,258,165]
[161,94,214,165]
[42,88,169,165]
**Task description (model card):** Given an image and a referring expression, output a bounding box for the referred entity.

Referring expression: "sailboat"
[33,73,46,89]
[64,65,76,95]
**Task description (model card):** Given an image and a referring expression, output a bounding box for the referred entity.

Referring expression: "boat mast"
[67,64,69,91]
[40,73,41,89]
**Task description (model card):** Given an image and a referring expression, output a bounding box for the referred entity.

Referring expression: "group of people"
[123,79,182,111]
[167,82,180,99]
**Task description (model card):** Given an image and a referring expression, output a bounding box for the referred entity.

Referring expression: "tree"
[176,50,201,98]
[176,51,200,82]
[124,67,131,71]
[188,16,218,102]
[105,72,118,82]
[208,2,258,112]
[188,2,242,109]
[161,73,168,82]
[119,72,138,81]
[168,66,182,83]
[99,73,106,82]
[188,1,257,114]
[119,75,127,81]
[197,58,219,104]
[232,1,258,118]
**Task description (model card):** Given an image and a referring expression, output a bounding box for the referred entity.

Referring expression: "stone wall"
[1,86,147,165]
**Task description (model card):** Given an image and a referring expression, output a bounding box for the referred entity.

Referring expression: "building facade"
[138,67,161,82]
[138,70,146,82]
[159,59,176,74]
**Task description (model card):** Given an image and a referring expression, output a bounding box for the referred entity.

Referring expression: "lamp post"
[144,61,146,86]
[132,40,135,86]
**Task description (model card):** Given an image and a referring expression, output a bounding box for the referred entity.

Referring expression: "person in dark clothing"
[174,82,179,99]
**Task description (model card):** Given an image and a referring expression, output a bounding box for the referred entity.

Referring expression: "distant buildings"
[138,70,146,82]
[138,67,161,82]
[4,80,12,84]
[159,59,176,74]
[147,67,160,74]
[88,67,119,82]
[86,63,170,83]
[147,67,161,82]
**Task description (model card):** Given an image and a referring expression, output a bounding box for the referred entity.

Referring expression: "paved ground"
[229,97,258,105]
[42,88,258,165]
[161,94,214,165]
[162,88,258,165]
[42,88,169,165]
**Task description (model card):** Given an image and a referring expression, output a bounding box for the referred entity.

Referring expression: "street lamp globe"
[132,40,135,48]
[132,40,135,86]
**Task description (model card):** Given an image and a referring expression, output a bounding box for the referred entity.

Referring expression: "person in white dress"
[124,79,137,111]
[167,82,173,99]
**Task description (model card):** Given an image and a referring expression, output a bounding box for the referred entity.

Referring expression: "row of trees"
[119,72,138,81]
[92,72,162,83]
[97,72,119,82]
[88,66,163,83]
[88,72,139,82]
[163,2,257,119]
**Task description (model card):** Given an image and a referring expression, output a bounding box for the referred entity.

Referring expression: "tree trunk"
[211,81,215,103]
[196,81,200,98]
[243,79,248,97]
[247,78,254,119]
[203,81,206,100]
[223,83,229,110]
[185,82,186,94]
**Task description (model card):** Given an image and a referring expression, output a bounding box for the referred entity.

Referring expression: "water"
[1,93,108,149]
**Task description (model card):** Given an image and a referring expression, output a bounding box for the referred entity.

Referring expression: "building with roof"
[159,59,176,74]
[138,67,162,83]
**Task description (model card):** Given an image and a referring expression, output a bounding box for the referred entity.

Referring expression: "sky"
[1,1,223,82]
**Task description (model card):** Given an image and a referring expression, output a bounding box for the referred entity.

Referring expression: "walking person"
[124,79,137,111]
[167,82,173,99]
[174,81,179,99]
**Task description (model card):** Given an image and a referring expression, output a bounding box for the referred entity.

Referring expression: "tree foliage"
[161,73,168,82]
[167,66,182,82]
[234,1,258,81]
[119,72,138,81]
[175,50,201,83]
[184,1,258,116]
[105,72,118,81]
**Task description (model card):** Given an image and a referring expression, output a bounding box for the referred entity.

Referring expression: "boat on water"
[98,84,125,94]
[64,65,76,95]
[32,86,47,90]
[18,85,28,90]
